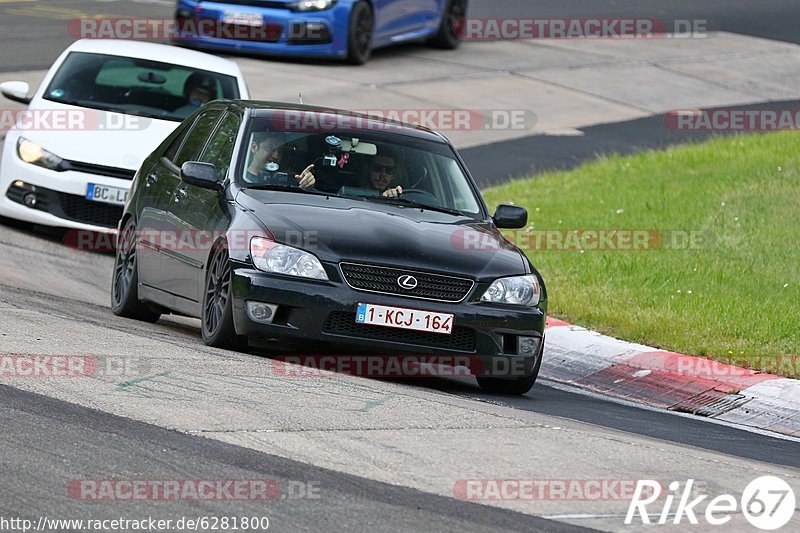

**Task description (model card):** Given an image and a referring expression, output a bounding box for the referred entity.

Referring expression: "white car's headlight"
[250,236,328,280]
[481,275,541,306]
[291,0,336,11]
[16,137,64,170]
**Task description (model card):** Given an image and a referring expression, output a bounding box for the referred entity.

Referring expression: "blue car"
[173,0,467,64]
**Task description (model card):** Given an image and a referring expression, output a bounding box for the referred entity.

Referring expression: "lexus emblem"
[397,275,418,290]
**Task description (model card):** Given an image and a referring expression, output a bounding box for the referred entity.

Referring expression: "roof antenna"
[299,92,303,105]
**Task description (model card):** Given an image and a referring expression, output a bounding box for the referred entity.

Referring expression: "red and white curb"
[541,318,800,438]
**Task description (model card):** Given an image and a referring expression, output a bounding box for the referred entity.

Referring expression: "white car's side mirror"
[0,81,32,104]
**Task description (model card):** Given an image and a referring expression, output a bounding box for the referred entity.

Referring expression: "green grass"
[482,132,800,377]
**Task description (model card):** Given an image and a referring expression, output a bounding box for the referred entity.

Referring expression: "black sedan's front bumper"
[230,263,546,378]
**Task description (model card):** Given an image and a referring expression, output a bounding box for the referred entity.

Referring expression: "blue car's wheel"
[347,1,373,65]
[429,0,467,49]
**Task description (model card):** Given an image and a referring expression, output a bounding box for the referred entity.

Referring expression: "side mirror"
[180,161,220,191]
[0,81,31,104]
[493,204,527,229]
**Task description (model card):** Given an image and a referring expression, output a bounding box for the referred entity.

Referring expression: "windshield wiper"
[243,183,340,197]
[48,98,168,120]
[362,196,466,216]
[128,110,168,120]
[50,97,84,107]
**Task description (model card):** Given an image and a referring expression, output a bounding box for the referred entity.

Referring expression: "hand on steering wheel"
[382,186,403,198]
[394,188,441,206]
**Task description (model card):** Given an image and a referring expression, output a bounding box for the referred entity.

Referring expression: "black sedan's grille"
[340,262,474,302]
[323,312,476,352]
[58,193,123,228]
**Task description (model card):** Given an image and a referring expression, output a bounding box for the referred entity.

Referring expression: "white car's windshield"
[240,118,483,217]
[43,52,240,121]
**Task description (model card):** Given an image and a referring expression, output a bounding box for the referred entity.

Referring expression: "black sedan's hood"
[236,190,527,281]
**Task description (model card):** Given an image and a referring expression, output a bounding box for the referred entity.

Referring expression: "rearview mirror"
[0,81,31,104]
[493,204,527,229]
[181,161,220,191]
[341,138,377,155]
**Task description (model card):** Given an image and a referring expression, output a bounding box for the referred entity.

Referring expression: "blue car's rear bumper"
[174,0,352,58]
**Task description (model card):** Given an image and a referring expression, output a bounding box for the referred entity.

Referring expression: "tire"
[476,337,543,395]
[347,1,373,65]
[428,0,467,49]
[111,217,161,323]
[201,242,248,351]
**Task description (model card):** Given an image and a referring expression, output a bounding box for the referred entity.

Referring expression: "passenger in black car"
[244,133,316,190]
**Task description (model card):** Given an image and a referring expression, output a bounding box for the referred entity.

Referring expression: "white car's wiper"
[50,98,165,119]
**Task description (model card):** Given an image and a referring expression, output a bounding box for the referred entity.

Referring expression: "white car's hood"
[13,102,180,171]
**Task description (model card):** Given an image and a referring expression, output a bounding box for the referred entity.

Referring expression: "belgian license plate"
[222,11,264,27]
[86,184,128,206]
[356,303,454,335]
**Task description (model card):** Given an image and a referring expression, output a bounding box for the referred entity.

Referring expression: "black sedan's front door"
[162,110,240,304]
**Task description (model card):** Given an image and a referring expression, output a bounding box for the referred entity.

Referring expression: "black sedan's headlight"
[481,275,541,307]
[16,137,64,171]
[290,0,337,12]
[250,236,328,280]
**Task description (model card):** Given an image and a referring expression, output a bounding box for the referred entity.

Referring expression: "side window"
[172,110,222,167]
[163,123,190,162]
[198,112,240,181]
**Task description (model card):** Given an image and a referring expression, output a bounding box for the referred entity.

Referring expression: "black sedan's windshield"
[239,118,483,216]
[44,52,240,121]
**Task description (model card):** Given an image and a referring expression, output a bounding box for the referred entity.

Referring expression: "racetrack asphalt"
[0,383,579,533]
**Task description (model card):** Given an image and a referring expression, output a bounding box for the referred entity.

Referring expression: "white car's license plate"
[356,303,454,335]
[222,11,264,27]
[86,184,128,206]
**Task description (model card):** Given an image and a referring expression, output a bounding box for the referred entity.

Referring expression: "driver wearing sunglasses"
[367,151,403,198]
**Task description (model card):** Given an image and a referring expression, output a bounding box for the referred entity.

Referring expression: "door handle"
[174,188,188,202]
[145,174,157,187]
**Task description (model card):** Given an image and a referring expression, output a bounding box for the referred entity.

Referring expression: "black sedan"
[111,101,547,394]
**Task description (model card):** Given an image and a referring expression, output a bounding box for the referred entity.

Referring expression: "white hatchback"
[0,39,249,232]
